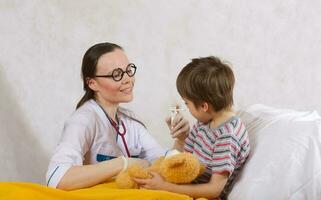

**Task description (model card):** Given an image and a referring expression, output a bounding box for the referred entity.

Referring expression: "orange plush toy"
[115,151,205,189]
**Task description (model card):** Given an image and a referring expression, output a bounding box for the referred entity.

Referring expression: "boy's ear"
[200,102,209,112]
[87,78,98,91]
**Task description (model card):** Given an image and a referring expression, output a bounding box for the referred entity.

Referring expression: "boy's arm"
[164,172,228,199]
[173,139,185,152]
[135,172,228,199]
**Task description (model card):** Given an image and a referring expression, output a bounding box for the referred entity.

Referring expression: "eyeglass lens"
[112,64,136,81]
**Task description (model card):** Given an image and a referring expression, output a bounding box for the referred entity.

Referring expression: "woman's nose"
[121,72,133,84]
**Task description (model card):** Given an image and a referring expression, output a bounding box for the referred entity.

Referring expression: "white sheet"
[229,104,321,200]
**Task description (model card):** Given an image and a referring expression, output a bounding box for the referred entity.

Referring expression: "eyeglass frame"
[94,63,137,82]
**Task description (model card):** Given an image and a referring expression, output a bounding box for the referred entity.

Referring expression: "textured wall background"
[1,0,320,183]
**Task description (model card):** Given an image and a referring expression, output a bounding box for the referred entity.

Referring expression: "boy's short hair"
[176,56,235,112]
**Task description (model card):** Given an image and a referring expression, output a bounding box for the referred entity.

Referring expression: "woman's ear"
[87,78,98,91]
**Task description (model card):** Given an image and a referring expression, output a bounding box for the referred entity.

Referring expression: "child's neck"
[209,109,235,129]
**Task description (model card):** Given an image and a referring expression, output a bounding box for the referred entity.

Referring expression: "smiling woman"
[45,42,190,191]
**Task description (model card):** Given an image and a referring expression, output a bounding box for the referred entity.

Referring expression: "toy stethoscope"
[97,103,131,157]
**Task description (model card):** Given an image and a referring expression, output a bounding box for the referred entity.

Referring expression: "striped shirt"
[184,116,250,199]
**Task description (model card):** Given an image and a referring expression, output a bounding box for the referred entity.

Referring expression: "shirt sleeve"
[138,125,167,162]
[211,133,241,176]
[46,118,92,188]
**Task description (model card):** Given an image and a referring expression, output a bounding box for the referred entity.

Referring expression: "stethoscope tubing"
[97,102,131,157]
[109,117,131,158]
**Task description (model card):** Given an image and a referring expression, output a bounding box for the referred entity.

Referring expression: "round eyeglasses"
[95,63,137,82]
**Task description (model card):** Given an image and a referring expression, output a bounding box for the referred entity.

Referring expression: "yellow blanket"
[0,182,194,200]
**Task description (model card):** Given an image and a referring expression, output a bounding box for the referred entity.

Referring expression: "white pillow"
[229,104,321,200]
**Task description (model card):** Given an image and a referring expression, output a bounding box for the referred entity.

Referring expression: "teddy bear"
[115,151,205,189]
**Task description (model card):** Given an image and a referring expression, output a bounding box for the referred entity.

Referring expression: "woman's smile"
[120,86,133,94]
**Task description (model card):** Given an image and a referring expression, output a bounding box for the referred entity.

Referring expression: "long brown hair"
[76,42,122,109]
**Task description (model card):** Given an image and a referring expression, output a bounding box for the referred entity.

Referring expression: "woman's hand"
[134,172,169,190]
[165,113,190,141]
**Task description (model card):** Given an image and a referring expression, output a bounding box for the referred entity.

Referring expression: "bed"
[0,181,195,200]
[1,104,320,200]
[229,104,321,199]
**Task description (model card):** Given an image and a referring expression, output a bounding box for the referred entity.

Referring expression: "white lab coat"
[46,99,166,188]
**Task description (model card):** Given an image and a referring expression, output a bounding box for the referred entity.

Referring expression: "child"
[135,56,250,200]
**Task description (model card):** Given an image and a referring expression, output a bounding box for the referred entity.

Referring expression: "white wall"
[1,0,320,183]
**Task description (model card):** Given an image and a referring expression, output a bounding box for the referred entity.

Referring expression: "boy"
[135,56,250,199]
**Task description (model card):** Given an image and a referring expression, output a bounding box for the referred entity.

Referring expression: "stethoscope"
[97,102,131,157]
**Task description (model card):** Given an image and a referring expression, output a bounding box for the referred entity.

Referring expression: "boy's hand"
[165,113,189,140]
[134,172,169,190]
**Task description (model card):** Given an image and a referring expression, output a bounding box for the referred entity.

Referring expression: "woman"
[46,42,189,190]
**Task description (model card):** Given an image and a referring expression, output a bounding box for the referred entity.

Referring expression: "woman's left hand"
[134,172,168,190]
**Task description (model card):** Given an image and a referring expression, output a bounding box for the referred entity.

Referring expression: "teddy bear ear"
[166,156,185,168]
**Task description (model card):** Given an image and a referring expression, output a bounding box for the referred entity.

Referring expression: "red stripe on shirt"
[198,134,214,151]
[194,148,212,161]
[236,123,244,136]
[216,142,230,147]
[213,155,230,161]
